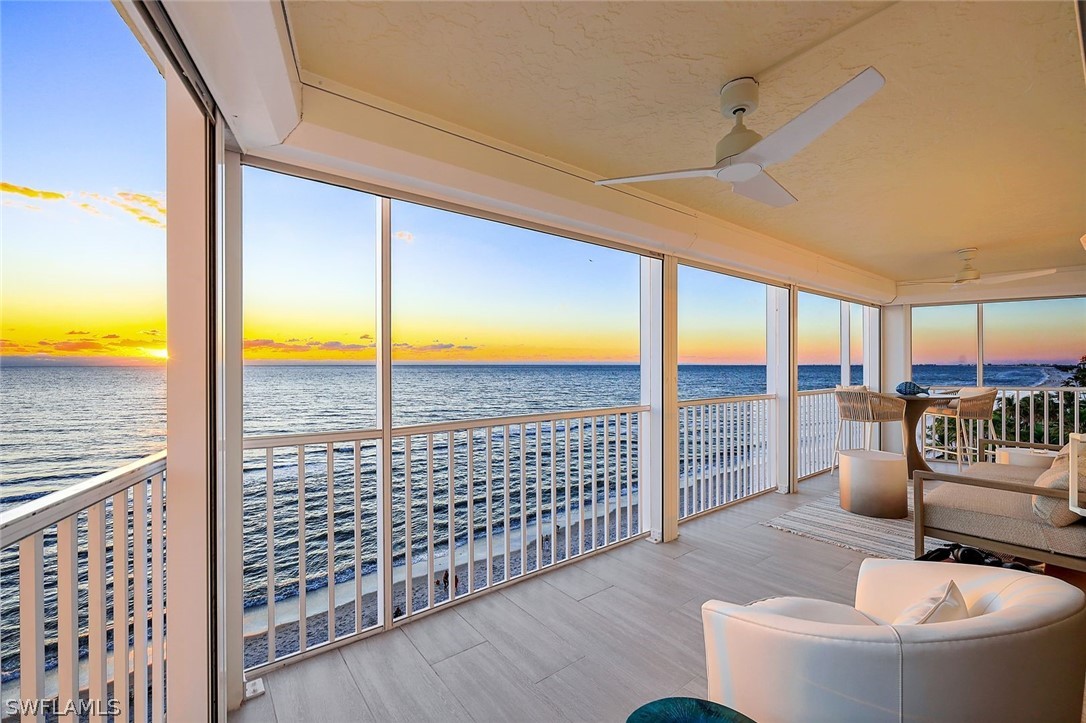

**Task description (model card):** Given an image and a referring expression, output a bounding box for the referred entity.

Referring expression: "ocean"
[0,362,1068,680]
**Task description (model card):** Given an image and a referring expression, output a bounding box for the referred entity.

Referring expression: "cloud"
[79,191,166,229]
[110,338,157,348]
[142,329,161,337]
[117,192,167,217]
[102,334,120,339]
[316,340,374,351]
[2,199,42,212]
[1,182,66,201]
[244,337,375,354]
[245,339,311,352]
[286,338,301,343]
[393,230,414,243]
[392,341,479,353]
[49,340,108,352]
[359,334,373,340]
[66,330,90,335]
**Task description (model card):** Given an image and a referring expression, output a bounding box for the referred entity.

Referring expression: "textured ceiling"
[286,1,1086,281]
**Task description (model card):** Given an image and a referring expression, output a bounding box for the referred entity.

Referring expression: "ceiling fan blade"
[731,170,797,207]
[894,276,955,286]
[595,166,719,186]
[974,268,1058,285]
[742,67,885,167]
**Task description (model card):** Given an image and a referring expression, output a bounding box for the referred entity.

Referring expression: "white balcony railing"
[796,389,869,479]
[0,451,167,723]
[677,395,776,520]
[924,386,1086,462]
[240,405,647,673]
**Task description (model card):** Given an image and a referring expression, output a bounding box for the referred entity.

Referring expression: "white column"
[863,306,882,391]
[165,68,213,722]
[840,301,851,386]
[881,304,911,453]
[640,256,678,542]
[864,305,882,448]
[976,304,985,386]
[377,197,394,626]
[766,286,793,494]
[222,151,244,710]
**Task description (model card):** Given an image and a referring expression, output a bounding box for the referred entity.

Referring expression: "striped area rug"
[762,488,943,560]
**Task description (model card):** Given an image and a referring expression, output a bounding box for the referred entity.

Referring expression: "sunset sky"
[2,2,1083,368]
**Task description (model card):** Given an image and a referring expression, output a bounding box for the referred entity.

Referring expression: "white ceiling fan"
[899,248,1058,288]
[594,66,885,207]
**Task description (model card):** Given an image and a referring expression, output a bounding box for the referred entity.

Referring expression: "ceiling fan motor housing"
[720,77,759,117]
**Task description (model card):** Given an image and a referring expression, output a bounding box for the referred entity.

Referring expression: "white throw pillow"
[1032,454,1085,527]
[835,384,868,391]
[746,596,880,625]
[892,580,969,625]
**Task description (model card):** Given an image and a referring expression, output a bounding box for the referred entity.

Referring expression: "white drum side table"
[839,450,908,519]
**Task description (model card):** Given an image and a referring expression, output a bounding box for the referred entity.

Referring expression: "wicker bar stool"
[926,387,998,470]
[832,389,908,471]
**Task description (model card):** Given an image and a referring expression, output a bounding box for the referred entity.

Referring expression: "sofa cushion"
[746,596,881,626]
[1032,455,1085,528]
[892,580,969,625]
[924,482,1086,558]
[962,461,1042,484]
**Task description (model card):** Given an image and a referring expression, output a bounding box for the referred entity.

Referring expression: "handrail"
[678,393,774,407]
[243,404,650,449]
[796,388,836,396]
[390,404,648,438]
[0,450,166,546]
[243,427,384,449]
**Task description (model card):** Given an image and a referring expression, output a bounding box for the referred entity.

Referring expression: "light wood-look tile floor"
[230,472,1086,722]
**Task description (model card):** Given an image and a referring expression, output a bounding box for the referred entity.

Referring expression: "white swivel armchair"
[702,559,1086,722]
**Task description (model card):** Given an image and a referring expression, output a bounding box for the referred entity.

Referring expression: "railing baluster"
[520,423,527,572]
[150,473,165,723]
[88,501,108,721]
[448,431,456,602]
[564,420,571,560]
[19,532,45,723]
[503,425,511,579]
[57,516,79,716]
[111,489,131,723]
[468,428,476,591]
[591,416,599,548]
[485,429,493,587]
[403,435,413,616]
[427,434,435,606]
[534,423,542,561]
[297,446,307,652]
[578,418,585,555]
[326,443,336,640]
[550,421,558,560]
[133,480,148,723]
[354,440,363,630]
[266,448,276,661]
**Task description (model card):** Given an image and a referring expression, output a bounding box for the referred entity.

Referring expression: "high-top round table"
[897,393,957,475]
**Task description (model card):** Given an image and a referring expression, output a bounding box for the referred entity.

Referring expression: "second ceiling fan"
[595,67,885,207]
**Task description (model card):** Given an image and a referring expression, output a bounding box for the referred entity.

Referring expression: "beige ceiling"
[285,1,1086,281]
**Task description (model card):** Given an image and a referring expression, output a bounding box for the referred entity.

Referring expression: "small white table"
[994,448,1057,468]
[839,450,908,519]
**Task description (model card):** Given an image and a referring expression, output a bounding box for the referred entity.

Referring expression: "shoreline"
[242,498,640,669]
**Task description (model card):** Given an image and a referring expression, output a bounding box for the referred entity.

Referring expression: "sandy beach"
[243,500,640,669]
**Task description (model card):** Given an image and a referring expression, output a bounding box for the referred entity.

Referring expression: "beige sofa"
[913,438,1086,572]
